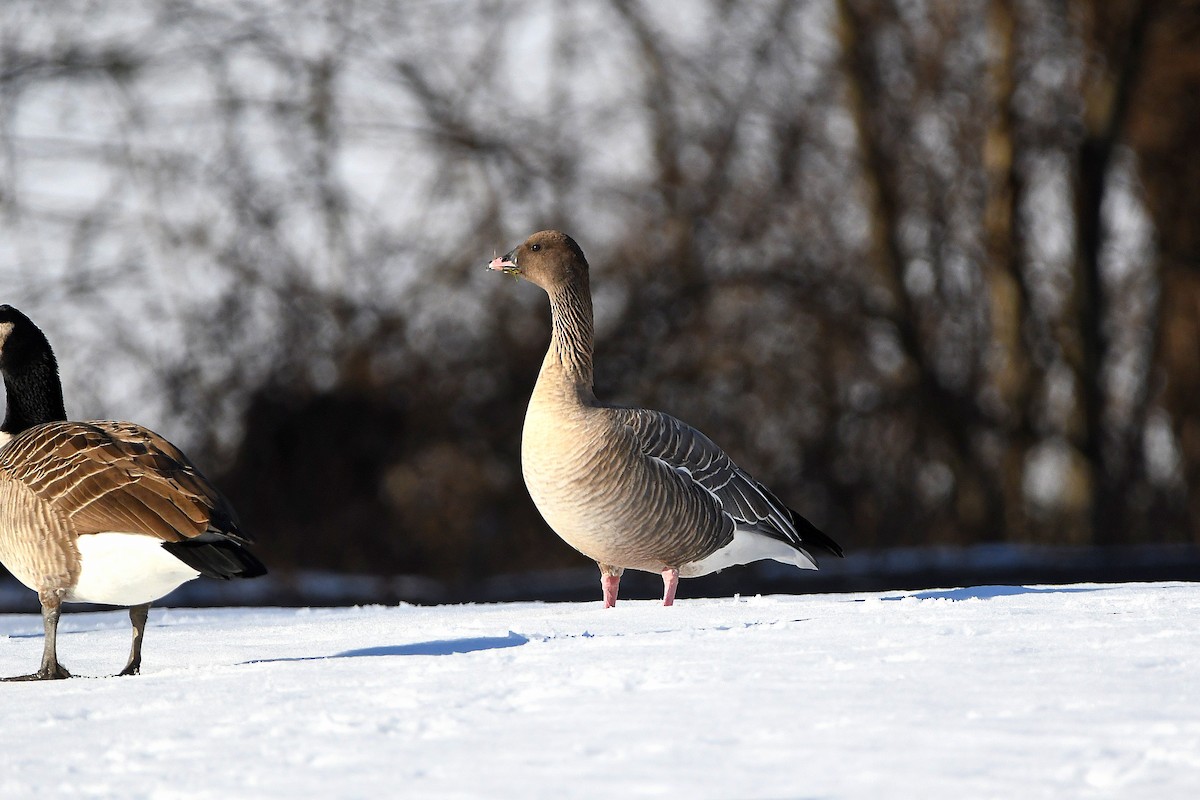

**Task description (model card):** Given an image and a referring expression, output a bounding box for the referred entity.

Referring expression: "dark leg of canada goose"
[661,568,680,607]
[2,593,71,681]
[118,603,151,676]
[599,563,622,608]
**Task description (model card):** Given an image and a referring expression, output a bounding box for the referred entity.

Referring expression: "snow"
[2,583,1198,799]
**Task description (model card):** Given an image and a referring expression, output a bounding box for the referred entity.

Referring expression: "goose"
[0,305,265,680]
[488,230,843,607]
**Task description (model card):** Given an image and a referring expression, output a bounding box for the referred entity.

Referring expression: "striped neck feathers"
[545,276,596,391]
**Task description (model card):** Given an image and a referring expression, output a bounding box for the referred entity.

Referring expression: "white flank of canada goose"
[0,305,265,680]
[489,231,843,607]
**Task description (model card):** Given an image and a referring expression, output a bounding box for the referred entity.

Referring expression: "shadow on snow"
[244,631,529,664]
[335,632,529,658]
[882,585,1118,602]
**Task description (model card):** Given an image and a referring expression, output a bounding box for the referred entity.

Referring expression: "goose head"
[0,304,56,375]
[488,230,590,293]
[0,304,66,436]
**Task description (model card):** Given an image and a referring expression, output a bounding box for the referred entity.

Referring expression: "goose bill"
[488,255,520,276]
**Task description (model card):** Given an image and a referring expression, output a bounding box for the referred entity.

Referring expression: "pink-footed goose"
[489,231,843,607]
[0,305,265,680]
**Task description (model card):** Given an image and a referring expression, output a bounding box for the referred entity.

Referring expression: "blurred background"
[2,0,1198,607]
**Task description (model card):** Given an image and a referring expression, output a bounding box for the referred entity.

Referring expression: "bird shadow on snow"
[244,631,529,665]
[880,585,1116,602]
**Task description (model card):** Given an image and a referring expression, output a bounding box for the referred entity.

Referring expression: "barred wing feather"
[617,408,842,559]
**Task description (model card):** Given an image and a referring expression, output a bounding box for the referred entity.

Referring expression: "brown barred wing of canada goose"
[0,305,265,680]
[488,231,842,607]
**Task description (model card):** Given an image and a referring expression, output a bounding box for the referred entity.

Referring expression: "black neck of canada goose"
[0,306,68,436]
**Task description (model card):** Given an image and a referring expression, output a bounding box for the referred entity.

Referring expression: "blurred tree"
[1114,0,1200,539]
[0,0,1195,591]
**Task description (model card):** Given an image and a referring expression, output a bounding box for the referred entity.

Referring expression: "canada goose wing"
[0,420,244,544]
[615,407,839,556]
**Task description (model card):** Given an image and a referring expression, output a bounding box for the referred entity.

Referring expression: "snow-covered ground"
[2,583,1198,799]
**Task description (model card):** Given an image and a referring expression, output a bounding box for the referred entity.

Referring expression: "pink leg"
[602,574,621,608]
[661,568,680,606]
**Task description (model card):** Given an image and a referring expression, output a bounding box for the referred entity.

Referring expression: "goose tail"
[162,533,267,580]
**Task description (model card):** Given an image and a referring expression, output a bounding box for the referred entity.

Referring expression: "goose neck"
[2,356,67,435]
[545,279,596,392]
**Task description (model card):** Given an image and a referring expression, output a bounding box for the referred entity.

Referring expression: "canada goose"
[488,231,843,607]
[0,305,265,680]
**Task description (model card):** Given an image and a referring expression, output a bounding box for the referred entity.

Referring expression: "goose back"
[0,419,259,601]
[0,420,238,541]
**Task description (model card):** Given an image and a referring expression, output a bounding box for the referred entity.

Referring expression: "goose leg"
[118,603,151,676]
[599,563,623,608]
[3,592,71,681]
[661,568,680,606]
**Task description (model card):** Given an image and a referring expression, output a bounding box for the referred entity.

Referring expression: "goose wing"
[615,407,842,559]
[0,420,246,544]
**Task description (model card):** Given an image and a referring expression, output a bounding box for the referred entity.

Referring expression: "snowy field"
[2,583,1198,799]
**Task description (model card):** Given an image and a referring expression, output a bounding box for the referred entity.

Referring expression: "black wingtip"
[787,506,845,559]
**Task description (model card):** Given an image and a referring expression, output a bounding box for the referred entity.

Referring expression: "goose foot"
[117,603,150,676]
[4,597,72,680]
[2,663,72,681]
[602,574,620,608]
[661,568,680,606]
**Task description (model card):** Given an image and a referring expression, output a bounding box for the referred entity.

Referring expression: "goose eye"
[530,243,541,252]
